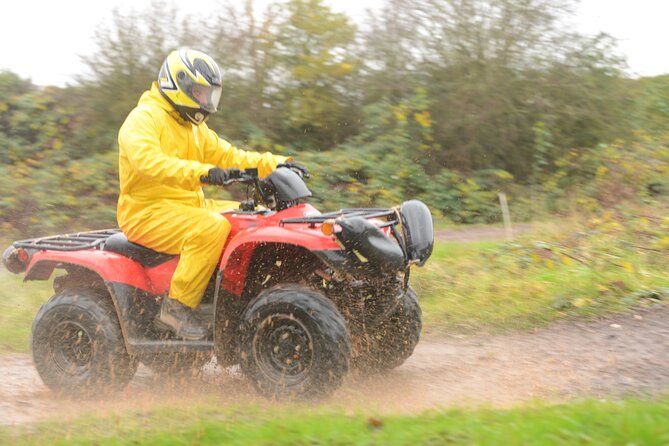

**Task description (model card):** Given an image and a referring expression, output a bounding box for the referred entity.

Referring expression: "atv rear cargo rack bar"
[12,229,121,252]
[280,208,398,227]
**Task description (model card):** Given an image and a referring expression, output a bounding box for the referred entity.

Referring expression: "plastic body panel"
[400,200,434,266]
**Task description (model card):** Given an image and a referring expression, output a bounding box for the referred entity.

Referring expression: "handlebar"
[200,168,260,186]
[199,166,310,211]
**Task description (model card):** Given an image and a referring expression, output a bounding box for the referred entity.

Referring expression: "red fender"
[25,250,152,291]
[218,224,340,295]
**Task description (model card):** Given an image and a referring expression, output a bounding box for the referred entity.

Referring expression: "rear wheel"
[239,284,350,400]
[353,287,422,374]
[31,288,137,397]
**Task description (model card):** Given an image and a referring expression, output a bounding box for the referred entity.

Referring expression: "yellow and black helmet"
[158,48,222,125]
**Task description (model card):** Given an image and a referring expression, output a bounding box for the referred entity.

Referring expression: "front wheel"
[238,284,350,400]
[31,288,137,397]
[353,287,422,374]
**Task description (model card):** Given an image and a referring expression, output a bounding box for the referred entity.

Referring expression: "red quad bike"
[3,167,433,400]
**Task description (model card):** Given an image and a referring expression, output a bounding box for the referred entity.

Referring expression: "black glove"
[277,161,310,178]
[201,167,242,185]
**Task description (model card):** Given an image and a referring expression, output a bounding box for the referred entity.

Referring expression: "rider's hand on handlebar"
[277,161,310,179]
[201,167,243,185]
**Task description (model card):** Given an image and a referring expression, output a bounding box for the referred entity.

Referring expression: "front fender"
[218,226,339,295]
[221,225,339,268]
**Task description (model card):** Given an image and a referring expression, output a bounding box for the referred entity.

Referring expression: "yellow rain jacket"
[117,81,288,307]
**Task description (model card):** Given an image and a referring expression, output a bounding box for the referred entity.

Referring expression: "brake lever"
[287,167,310,179]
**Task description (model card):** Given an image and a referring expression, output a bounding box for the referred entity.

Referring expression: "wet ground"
[1,303,667,426]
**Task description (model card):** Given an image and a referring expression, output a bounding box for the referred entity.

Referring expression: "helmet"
[157,48,222,125]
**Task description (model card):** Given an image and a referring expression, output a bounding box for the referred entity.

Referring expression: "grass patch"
[0,269,53,353]
[413,216,669,333]
[2,398,668,445]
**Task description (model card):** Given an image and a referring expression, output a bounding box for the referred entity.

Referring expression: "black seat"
[103,232,176,267]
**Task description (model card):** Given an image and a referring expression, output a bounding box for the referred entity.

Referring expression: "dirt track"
[1,304,667,426]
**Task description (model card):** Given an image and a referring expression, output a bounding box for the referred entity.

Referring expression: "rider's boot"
[157,296,209,340]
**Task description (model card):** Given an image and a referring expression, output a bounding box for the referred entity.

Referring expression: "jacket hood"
[138,82,190,126]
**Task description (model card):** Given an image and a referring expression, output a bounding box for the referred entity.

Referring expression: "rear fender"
[24,251,211,356]
[24,252,148,356]
[24,250,151,291]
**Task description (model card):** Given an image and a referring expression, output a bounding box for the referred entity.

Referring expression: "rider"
[117,48,307,340]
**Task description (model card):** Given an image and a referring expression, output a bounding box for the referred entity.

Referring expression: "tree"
[205,0,284,144]
[358,0,424,104]
[270,0,359,149]
[363,0,630,179]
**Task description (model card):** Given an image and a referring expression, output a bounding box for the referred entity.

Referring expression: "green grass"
[0,268,53,352]
[2,398,668,445]
[413,223,669,333]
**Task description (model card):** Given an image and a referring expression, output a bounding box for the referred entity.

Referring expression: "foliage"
[630,74,669,135]
[270,0,359,148]
[1,0,669,234]
[298,89,515,223]
[3,398,669,445]
[541,133,669,213]
[371,0,631,178]
[0,150,119,236]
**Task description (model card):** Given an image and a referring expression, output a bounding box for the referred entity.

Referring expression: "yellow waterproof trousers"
[122,199,238,308]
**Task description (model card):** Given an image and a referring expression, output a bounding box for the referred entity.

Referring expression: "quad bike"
[3,167,433,399]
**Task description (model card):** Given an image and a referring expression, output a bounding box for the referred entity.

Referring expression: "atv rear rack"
[280,208,398,228]
[12,229,121,252]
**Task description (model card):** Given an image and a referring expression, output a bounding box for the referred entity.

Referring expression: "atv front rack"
[280,208,398,228]
[12,229,121,252]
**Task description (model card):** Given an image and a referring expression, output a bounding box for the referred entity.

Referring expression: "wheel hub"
[254,315,313,382]
[51,321,93,375]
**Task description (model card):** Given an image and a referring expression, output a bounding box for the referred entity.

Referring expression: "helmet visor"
[190,83,222,113]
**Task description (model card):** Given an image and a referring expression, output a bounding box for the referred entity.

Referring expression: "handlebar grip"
[200,170,254,186]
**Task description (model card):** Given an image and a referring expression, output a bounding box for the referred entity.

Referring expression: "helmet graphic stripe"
[159,62,177,91]
[179,48,197,76]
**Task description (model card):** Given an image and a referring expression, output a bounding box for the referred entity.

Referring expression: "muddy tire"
[239,284,350,400]
[31,288,137,397]
[354,287,422,374]
[142,352,212,379]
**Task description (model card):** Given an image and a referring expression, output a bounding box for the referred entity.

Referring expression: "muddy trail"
[1,304,667,426]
